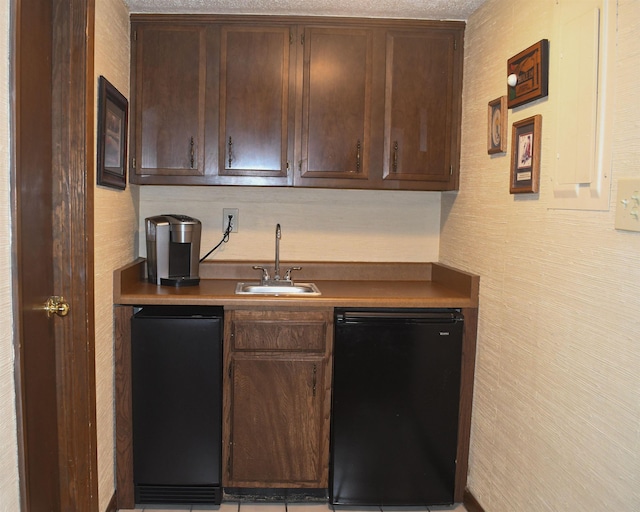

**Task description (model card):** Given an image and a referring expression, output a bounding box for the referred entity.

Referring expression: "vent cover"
[135,484,222,504]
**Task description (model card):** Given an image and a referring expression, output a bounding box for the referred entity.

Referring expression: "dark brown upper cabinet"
[218,25,295,186]
[294,26,375,186]
[131,24,208,179]
[383,29,463,190]
[129,16,464,191]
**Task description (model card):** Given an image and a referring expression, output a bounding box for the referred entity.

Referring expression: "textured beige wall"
[139,187,441,263]
[94,0,136,509]
[440,0,640,510]
[0,1,21,509]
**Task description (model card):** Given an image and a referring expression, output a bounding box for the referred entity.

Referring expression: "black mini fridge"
[131,306,223,505]
[330,308,464,506]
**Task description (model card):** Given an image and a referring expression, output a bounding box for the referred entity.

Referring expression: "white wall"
[0,1,20,509]
[94,0,136,509]
[139,187,441,263]
[440,0,640,510]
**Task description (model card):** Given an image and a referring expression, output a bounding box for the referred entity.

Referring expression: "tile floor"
[125,501,467,512]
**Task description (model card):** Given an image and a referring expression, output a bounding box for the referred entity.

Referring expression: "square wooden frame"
[510,115,542,194]
[487,96,507,154]
[507,39,549,109]
[97,76,128,190]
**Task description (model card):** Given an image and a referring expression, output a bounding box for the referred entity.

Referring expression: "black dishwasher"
[131,305,223,505]
[330,308,464,506]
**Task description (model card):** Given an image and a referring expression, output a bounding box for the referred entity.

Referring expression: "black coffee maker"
[145,214,202,286]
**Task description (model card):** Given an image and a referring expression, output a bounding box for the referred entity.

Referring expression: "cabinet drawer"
[230,310,329,352]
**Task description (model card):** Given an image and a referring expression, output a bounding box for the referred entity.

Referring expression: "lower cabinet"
[223,308,333,488]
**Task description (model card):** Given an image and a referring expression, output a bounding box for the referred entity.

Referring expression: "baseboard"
[463,489,486,512]
[105,491,118,512]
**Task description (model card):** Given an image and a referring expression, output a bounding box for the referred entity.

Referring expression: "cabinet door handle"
[190,136,195,169]
[312,363,317,397]
[355,139,361,173]
[228,136,233,168]
[393,140,399,173]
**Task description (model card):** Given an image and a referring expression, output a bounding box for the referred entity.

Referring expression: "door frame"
[11,0,98,510]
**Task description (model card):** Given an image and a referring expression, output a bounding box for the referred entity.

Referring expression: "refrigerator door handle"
[337,310,462,324]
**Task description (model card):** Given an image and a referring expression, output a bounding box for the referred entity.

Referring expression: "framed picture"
[510,115,542,194]
[507,39,549,109]
[97,76,128,190]
[488,96,507,154]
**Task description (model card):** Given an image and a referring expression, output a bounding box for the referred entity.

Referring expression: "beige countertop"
[114,259,479,309]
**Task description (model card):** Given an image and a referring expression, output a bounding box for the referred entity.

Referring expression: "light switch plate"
[615,178,640,232]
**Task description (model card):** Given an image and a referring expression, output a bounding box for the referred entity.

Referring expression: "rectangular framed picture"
[488,96,507,154]
[510,115,542,194]
[97,76,128,190]
[507,39,549,109]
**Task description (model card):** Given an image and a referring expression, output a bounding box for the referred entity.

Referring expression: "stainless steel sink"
[235,282,321,296]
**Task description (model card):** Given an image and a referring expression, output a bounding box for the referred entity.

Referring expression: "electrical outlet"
[222,208,239,233]
[615,179,640,232]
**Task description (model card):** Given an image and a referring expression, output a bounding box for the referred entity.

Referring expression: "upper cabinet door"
[296,26,374,184]
[218,25,293,185]
[132,25,207,177]
[383,29,463,189]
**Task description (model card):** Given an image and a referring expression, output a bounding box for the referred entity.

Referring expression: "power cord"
[199,215,233,262]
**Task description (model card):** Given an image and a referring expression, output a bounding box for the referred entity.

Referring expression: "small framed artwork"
[97,76,128,190]
[507,39,549,109]
[488,96,507,154]
[510,115,542,194]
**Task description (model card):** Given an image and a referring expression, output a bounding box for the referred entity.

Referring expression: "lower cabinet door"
[227,356,326,487]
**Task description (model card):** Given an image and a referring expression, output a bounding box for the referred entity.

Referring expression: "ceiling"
[124,0,487,21]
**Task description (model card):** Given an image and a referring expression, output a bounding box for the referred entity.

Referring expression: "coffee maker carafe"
[145,214,202,286]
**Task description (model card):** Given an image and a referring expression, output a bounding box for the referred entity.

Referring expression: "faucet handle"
[252,265,270,283]
[284,266,302,281]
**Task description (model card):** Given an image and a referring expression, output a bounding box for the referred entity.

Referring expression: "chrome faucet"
[252,223,301,286]
[274,223,281,281]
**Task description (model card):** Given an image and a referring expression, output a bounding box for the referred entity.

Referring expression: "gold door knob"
[44,296,70,318]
